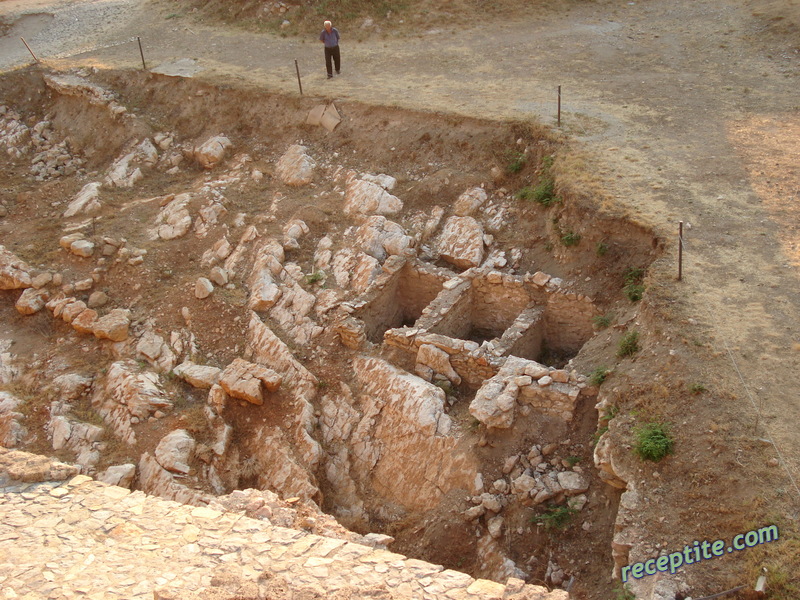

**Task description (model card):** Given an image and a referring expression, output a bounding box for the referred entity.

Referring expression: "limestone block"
[70,239,95,258]
[61,300,87,323]
[469,380,517,429]
[195,277,214,299]
[87,291,109,308]
[64,182,101,217]
[248,272,281,310]
[344,178,403,216]
[416,343,461,385]
[361,173,397,190]
[155,429,196,474]
[209,266,228,286]
[219,358,282,405]
[92,308,131,342]
[355,215,414,261]
[194,135,232,169]
[453,186,487,216]
[173,361,222,389]
[15,287,49,315]
[157,193,193,240]
[0,392,27,448]
[276,144,316,186]
[97,463,136,488]
[487,516,504,539]
[437,216,484,269]
[71,308,98,334]
[512,473,536,496]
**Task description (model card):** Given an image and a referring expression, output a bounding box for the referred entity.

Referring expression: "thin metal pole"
[295,59,303,96]
[557,85,562,127]
[20,38,39,63]
[137,37,146,70]
[678,221,684,281]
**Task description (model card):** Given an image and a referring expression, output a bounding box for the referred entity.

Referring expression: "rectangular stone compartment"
[355,262,448,344]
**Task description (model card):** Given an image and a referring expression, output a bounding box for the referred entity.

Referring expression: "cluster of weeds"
[433,379,456,396]
[589,366,611,386]
[611,584,636,600]
[689,383,707,394]
[566,455,581,467]
[560,229,581,246]
[592,425,609,446]
[623,267,645,302]
[617,330,640,358]
[506,150,527,173]
[596,241,609,256]
[633,421,674,462]
[593,313,612,329]
[516,154,561,206]
[532,504,578,530]
[304,270,325,285]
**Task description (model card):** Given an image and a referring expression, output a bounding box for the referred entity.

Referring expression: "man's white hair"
[324,20,332,27]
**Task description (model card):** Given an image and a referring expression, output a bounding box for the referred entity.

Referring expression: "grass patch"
[689,383,707,394]
[589,366,610,386]
[506,150,526,174]
[617,330,640,358]
[566,455,581,467]
[623,267,645,302]
[744,517,800,600]
[632,421,674,462]
[532,504,578,530]
[596,241,609,256]
[593,314,612,329]
[304,270,326,285]
[560,230,581,247]
[611,583,636,600]
[592,425,609,447]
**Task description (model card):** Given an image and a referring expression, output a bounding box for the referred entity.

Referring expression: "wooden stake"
[678,221,684,281]
[20,38,39,63]
[137,37,147,70]
[295,59,303,96]
[557,85,562,127]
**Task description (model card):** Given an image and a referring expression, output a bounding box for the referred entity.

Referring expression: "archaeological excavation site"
[0,66,669,600]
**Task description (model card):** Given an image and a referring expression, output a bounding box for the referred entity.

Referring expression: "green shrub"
[690,383,707,394]
[304,270,325,285]
[506,151,526,173]
[596,241,609,256]
[623,267,645,302]
[617,330,639,357]
[592,425,609,447]
[589,366,610,386]
[612,583,636,600]
[593,314,612,329]
[633,422,674,462]
[624,282,645,302]
[561,230,581,247]
[533,177,559,206]
[532,504,578,530]
[515,186,535,201]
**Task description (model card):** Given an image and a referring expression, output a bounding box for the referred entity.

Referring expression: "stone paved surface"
[0,448,568,600]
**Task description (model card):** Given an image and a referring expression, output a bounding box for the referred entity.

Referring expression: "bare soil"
[1,0,799,598]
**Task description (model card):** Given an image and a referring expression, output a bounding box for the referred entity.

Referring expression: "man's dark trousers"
[325,45,340,77]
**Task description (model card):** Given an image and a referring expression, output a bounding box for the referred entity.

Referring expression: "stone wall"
[355,259,448,343]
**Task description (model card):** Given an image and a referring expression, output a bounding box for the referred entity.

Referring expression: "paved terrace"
[0,448,568,600]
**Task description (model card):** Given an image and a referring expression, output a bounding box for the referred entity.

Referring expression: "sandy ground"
[1,0,799,558]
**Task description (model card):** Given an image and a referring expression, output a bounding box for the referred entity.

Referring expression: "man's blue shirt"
[320,28,340,48]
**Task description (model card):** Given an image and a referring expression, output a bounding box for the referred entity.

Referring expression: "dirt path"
[2,0,799,500]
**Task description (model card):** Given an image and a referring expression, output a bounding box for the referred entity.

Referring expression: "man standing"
[319,20,340,79]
